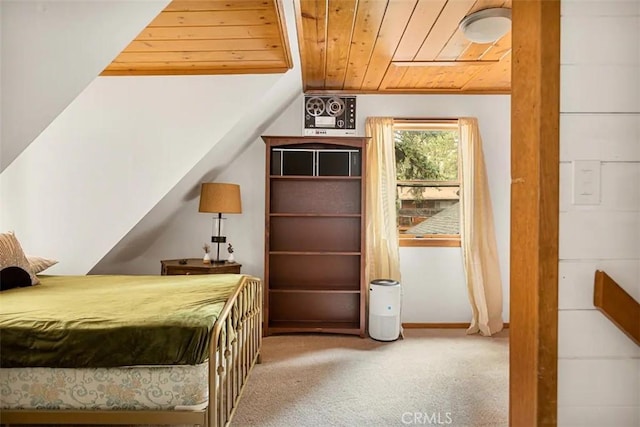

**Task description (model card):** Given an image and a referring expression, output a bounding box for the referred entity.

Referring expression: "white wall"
[0,73,287,275]
[0,0,169,171]
[558,2,640,426]
[400,247,470,322]
[147,94,510,323]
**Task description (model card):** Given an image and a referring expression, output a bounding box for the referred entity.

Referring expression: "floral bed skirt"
[0,361,208,411]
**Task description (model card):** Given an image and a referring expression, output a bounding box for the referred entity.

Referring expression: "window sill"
[399,238,461,248]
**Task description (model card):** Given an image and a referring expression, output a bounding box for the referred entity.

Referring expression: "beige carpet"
[231,329,508,427]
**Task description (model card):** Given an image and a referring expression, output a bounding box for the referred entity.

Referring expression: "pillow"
[0,232,38,290]
[28,256,58,274]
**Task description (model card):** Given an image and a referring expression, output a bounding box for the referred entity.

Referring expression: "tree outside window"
[394,122,461,247]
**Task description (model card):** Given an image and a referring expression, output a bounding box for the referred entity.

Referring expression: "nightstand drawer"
[165,267,211,275]
[161,259,242,275]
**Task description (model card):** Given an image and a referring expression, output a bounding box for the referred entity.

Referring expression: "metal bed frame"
[1,275,263,427]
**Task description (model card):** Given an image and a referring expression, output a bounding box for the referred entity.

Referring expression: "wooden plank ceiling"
[102,0,292,76]
[295,0,512,93]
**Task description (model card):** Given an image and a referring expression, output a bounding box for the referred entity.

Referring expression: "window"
[394,120,461,247]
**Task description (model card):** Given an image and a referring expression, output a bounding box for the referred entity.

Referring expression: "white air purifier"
[368,279,401,341]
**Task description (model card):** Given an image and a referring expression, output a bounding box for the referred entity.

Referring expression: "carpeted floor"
[231,329,508,427]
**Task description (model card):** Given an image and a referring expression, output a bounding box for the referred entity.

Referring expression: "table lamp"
[198,183,242,264]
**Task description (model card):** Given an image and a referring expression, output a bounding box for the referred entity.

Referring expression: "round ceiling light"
[459,8,512,44]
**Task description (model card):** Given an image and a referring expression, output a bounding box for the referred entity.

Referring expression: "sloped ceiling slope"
[0,0,170,172]
[102,0,293,76]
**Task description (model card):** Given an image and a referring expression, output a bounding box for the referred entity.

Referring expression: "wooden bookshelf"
[262,136,367,337]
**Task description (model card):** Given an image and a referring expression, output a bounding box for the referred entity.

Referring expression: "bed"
[0,273,263,427]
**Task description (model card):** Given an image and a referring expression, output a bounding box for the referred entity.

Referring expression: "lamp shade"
[199,183,242,214]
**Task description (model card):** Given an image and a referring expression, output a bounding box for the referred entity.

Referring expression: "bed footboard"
[0,275,263,427]
[210,275,263,427]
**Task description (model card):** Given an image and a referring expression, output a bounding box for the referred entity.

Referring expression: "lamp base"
[211,259,228,265]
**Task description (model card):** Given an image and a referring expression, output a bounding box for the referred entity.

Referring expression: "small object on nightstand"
[179,259,188,265]
[227,243,235,263]
[202,243,211,264]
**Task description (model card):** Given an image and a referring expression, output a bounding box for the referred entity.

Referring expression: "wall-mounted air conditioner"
[303,95,356,136]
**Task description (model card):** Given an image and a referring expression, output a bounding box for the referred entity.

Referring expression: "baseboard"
[403,323,469,329]
[402,322,510,329]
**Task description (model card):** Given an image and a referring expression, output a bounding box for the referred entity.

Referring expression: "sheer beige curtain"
[459,118,504,336]
[365,117,401,284]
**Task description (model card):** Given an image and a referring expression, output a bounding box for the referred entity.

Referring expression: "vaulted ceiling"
[102,0,511,94]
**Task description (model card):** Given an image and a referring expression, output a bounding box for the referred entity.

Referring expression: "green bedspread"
[0,274,243,368]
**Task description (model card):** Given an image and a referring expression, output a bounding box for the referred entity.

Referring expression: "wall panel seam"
[559,258,640,262]
[559,357,640,360]
[559,161,640,164]
[560,112,640,115]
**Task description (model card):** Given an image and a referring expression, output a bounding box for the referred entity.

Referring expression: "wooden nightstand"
[161,258,242,276]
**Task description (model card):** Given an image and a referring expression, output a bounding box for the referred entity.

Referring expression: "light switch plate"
[572,160,601,205]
